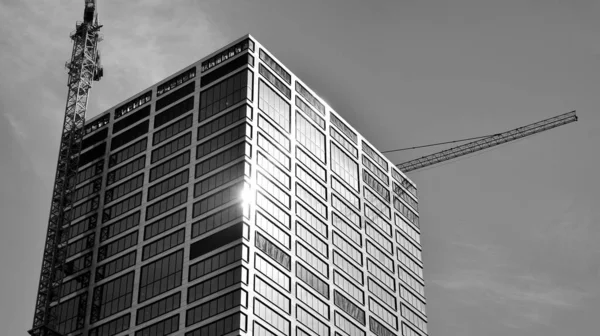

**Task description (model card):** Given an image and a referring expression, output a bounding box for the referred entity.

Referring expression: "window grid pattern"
[362,141,389,171]
[258,133,290,169]
[296,304,330,336]
[397,249,424,280]
[258,80,290,132]
[397,232,422,261]
[368,277,397,310]
[296,164,326,199]
[296,284,329,319]
[254,299,290,335]
[330,113,357,143]
[333,232,362,266]
[331,127,358,158]
[400,285,427,315]
[364,187,391,219]
[259,64,291,98]
[331,143,359,191]
[297,112,326,162]
[396,215,421,245]
[256,211,291,249]
[295,96,325,129]
[366,223,393,255]
[334,311,366,336]
[199,70,253,121]
[333,251,364,285]
[257,171,290,208]
[401,304,428,333]
[256,191,290,229]
[296,242,328,277]
[257,152,290,189]
[296,222,328,257]
[394,197,420,229]
[258,115,290,150]
[296,147,326,181]
[363,155,389,185]
[398,266,426,298]
[296,202,328,238]
[334,270,364,305]
[367,259,395,291]
[332,177,360,209]
[254,275,290,314]
[365,205,391,236]
[393,182,418,211]
[332,194,360,228]
[369,297,398,330]
[255,253,290,292]
[296,183,327,219]
[332,212,362,246]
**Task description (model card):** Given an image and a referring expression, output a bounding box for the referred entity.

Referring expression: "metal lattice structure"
[396,111,578,172]
[29,1,103,335]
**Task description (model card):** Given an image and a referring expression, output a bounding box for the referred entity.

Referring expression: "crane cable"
[381,133,502,154]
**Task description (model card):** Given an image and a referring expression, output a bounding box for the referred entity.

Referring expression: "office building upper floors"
[53,34,425,336]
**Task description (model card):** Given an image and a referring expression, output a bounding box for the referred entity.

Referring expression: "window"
[367,259,395,291]
[72,178,101,203]
[192,204,244,239]
[259,49,291,84]
[153,114,193,145]
[100,211,140,242]
[66,233,94,258]
[362,141,388,171]
[296,242,328,277]
[392,168,417,197]
[296,222,328,257]
[295,96,325,129]
[257,82,290,140]
[50,293,86,334]
[155,82,195,112]
[95,251,136,282]
[145,208,186,240]
[257,152,290,189]
[397,249,423,280]
[332,194,360,228]
[330,113,357,143]
[201,38,254,72]
[254,322,279,336]
[397,265,425,298]
[190,223,246,260]
[151,132,191,164]
[366,223,393,255]
[401,304,427,333]
[107,156,145,186]
[188,244,248,281]
[259,63,290,99]
[68,214,97,240]
[331,177,359,209]
[334,290,365,325]
[113,105,150,134]
[256,191,290,229]
[363,170,390,202]
[110,120,149,150]
[136,292,181,325]
[369,298,397,330]
[89,313,130,336]
[370,317,396,336]
[255,232,290,270]
[195,142,248,178]
[365,205,392,236]
[397,232,422,261]
[295,202,328,238]
[59,272,89,298]
[254,253,290,291]
[201,53,253,87]
[333,232,362,266]
[115,91,152,119]
[155,96,194,129]
[296,262,329,299]
[256,211,290,249]
[157,67,196,97]
[331,127,358,158]
[296,183,327,219]
[396,214,421,245]
[188,291,246,328]
[295,82,325,115]
[97,231,138,262]
[363,155,389,185]
[334,270,364,305]
[91,271,135,322]
[135,314,179,336]
[82,127,109,150]
[331,143,359,191]
[105,174,144,203]
[296,304,330,336]
[71,160,103,187]
[401,322,421,336]
[192,182,244,218]
[79,143,107,170]
[196,104,252,140]
[184,312,247,336]
[188,267,246,303]
[152,149,189,182]
[334,311,365,336]
[146,188,187,221]
[199,70,253,120]
[255,275,290,313]
[142,228,185,260]
[333,251,364,285]
[67,195,99,221]
[85,114,110,135]
[102,192,142,223]
[297,112,326,163]
[364,187,391,219]
[253,299,289,336]
[400,285,427,315]
[258,115,290,150]
[258,133,290,169]
[394,197,420,229]
[296,165,326,200]
[109,138,147,168]
[138,250,184,303]
[148,169,189,201]
[196,124,251,160]
[392,182,418,211]
[332,212,362,246]
[257,171,290,208]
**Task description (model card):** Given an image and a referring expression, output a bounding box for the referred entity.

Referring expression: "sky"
[1,0,599,335]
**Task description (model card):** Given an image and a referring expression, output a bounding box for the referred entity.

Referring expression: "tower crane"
[393,111,577,173]
[29,1,103,336]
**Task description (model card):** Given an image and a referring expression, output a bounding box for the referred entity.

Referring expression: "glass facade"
[36,34,426,336]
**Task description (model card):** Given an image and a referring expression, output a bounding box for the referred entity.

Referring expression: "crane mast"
[29,1,103,335]
[396,111,578,172]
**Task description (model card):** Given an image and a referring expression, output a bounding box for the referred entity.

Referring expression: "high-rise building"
[34,35,426,336]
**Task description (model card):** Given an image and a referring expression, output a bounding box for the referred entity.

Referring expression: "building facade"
[38,35,426,336]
